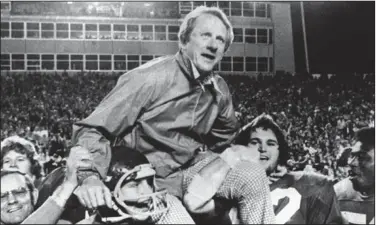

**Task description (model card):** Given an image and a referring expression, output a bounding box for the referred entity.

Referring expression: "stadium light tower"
[301,1,310,73]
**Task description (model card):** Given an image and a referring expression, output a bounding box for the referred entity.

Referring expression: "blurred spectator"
[43,152,65,175]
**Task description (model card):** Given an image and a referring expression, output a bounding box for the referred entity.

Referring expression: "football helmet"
[98,146,169,223]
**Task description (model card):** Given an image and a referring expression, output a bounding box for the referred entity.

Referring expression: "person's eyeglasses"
[0,187,29,201]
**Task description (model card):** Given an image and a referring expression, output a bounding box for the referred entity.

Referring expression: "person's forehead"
[123,179,138,186]
[1,174,27,192]
[194,13,227,30]
[3,150,26,158]
[196,12,221,21]
[121,179,149,191]
[250,128,278,140]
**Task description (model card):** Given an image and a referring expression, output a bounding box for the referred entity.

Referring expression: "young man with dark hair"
[184,114,343,224]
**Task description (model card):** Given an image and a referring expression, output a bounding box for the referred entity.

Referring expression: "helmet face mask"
[101,164,169,223]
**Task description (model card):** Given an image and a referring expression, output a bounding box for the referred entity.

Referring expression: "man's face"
[120,177,154,214]
[1,174,35,224]
[183,13,227,74]
[2,150,33,178]
[348,141,375,189]
[246,128,280,175]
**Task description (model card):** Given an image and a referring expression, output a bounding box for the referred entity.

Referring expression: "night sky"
[290,1,375,74]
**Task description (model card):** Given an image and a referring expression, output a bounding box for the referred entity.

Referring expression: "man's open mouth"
[126,198,152,209]
[260,155,269,161]
[201,53,215,60]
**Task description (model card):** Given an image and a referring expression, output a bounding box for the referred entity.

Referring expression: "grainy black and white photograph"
[0,1,374,224]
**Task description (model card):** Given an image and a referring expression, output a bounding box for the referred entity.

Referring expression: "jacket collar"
[175,50,222,94]
[175,50,212,84]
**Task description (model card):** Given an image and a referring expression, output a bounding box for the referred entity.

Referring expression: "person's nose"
[7,192,18,205]
[258,143,266,153]
[138,180,152,195]
[207,38,218,53]
[9,160,18,169]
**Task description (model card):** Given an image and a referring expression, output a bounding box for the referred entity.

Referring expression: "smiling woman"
[1,136,43,188]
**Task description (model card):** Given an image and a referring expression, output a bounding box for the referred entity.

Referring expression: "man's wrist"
[78,172,101,185]
[62,180,78,190]
[86,173,100,180]
[51,182,76,208]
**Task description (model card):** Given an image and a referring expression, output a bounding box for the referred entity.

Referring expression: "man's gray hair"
[178,6,234,52]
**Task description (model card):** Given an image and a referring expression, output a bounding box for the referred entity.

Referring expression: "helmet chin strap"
[100,164,169,223]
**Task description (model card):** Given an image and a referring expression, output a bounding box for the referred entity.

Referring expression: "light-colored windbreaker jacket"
[72,50,239,181]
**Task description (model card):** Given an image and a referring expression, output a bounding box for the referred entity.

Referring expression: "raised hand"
[68,145,113,210]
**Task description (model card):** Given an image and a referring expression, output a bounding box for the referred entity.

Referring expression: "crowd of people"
[1,70,373,181]
[1,71,119,176]
[225,72,375,181]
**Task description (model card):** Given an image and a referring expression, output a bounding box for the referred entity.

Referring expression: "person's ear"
[32,189,39,206]
[181,42,187,51]
[180,34,190,51]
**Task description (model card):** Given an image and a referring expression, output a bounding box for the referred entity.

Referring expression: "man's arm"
[183,155,232,213]
[70,71,158,181]
[183,146,251,214]
[71,128,111,180]
[69,71,159,210]
[22,182,76,224]
[22,149,89,224]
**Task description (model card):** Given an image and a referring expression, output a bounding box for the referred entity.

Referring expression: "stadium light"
[144,3,151,7]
